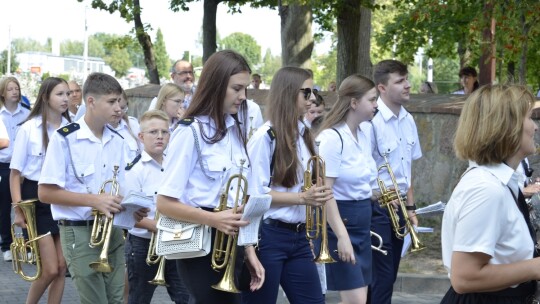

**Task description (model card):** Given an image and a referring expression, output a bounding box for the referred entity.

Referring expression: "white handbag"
[155,215,212,259]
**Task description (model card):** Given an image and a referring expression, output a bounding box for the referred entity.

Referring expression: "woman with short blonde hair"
[442,84,540,303]
[154,83,185,129]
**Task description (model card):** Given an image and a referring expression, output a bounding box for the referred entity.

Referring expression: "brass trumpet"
[146,211,167,286]
[376,154,425,252]
[304,141,336,264]
[10,199,51,281]
[89,165,120,272]
[211,159,248,293]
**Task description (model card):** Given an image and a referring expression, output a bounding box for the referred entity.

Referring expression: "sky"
[1,0,301,60]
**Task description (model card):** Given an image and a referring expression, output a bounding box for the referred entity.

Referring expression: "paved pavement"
[0,255,445,303]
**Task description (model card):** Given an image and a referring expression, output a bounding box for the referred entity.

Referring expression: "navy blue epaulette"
[177,117,195,126]
[125,154,142,171]
[57,123,80,137]
[21,103,31,110]
[106,126,124,139]
[266,127,276,141]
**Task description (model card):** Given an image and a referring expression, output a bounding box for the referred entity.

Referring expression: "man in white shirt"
[369,60,422,304]
[148,60,196,111]
[68,81,83,121]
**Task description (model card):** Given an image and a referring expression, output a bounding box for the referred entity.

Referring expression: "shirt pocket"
[380,139,399,156]
[405,137,416,160]
[205,156,232,180]
[68,163,96,181]
[28,144,45,165]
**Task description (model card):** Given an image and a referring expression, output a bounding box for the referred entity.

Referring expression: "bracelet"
[405,204,417,211]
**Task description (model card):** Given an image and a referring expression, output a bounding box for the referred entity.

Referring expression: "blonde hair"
[0,76,22,107]
[317,74,375,134]
[154,83,185,114]
[139,110,169,131]
[454,84,535,165]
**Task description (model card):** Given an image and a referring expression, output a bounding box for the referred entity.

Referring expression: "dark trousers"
[0,164,12,252]
[175,227,244,304]
[125,234,190,304]
[242,222,324,304]
[368,202,405,304]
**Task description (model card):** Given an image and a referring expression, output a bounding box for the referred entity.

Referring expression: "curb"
[394,273,450,295]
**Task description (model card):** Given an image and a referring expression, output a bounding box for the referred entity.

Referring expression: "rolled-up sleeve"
[38,132,68,189]
[158,126,196,199]
[247,127,272,195]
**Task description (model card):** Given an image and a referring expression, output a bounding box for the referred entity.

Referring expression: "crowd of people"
[1,49,540,304]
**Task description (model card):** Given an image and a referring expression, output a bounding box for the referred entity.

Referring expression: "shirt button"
[103,164,106,168]
[161,168,164,172]
[154,192,157,195]
[223,167,226,171]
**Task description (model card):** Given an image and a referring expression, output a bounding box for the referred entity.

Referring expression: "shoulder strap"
[266,127,276,187]
[106,126,124,139]
[331,127,343,154]
[125,154,142,171]
[189,123,215,181]
[57,123,80,137]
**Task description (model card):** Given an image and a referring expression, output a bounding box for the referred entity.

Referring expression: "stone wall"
[125,86,540,206]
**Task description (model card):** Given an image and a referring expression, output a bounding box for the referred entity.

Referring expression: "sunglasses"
[300,88,318,100]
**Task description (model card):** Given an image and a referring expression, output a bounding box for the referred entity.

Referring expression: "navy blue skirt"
[325,199,372,290]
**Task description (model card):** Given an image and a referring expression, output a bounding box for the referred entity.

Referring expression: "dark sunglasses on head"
[300,88,319,100]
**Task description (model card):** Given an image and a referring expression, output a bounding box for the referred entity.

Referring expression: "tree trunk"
[202,0,223,63]
[478,0,495,86]
[279,2,313,68]
[357,5,372,80]
[507,61,516,83]
[133,0,159,84]
[336,0,361,85]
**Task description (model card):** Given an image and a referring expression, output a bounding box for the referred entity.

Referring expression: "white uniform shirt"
[240,99,264,136]
[0,119,8,141]
[158,115,249,209]
[371,98,422,193]
[317,122,377,201]
[39,118,127,220]
[111,117,141,162]
[0,104,30,163]
[10,116,70,181]
[248,121,311,223]
[442,162,534,282]
[125,151,164,239]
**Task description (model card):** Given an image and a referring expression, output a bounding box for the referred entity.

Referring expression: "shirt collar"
[76,117,115,144]
[34,116,70,128]
[140,150,165,167]
[298,120,306,136]
[470,161,516,188]
[376,96,408,122]
[0,103,25,115]
[195,115,237,129]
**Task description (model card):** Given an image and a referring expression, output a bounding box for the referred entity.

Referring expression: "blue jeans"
[125,234,190,304]
[242,222,324,304]
[368,202,405,304]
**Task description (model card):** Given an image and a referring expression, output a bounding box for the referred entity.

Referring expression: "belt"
[58,219,94,227]
[263,218,305,232]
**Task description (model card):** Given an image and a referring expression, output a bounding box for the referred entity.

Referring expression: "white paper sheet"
[113,191,153,230]
[238,194,272,246]
[401,226,433,257]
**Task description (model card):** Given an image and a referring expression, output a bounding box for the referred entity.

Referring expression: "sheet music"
[113,191,153,230]
[238,194,272,246]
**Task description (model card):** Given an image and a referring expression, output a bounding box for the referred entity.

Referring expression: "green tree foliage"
[154,28,171,78]
[258,48,281,85]
[105,47,132,77]
[0,50,19,74]
[376,0,540,86]
[11,38,50,53]
[220,32,261,67]
[82,0,160,83]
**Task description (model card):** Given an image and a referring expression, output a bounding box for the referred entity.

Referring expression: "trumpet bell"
[89,260,113,273]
